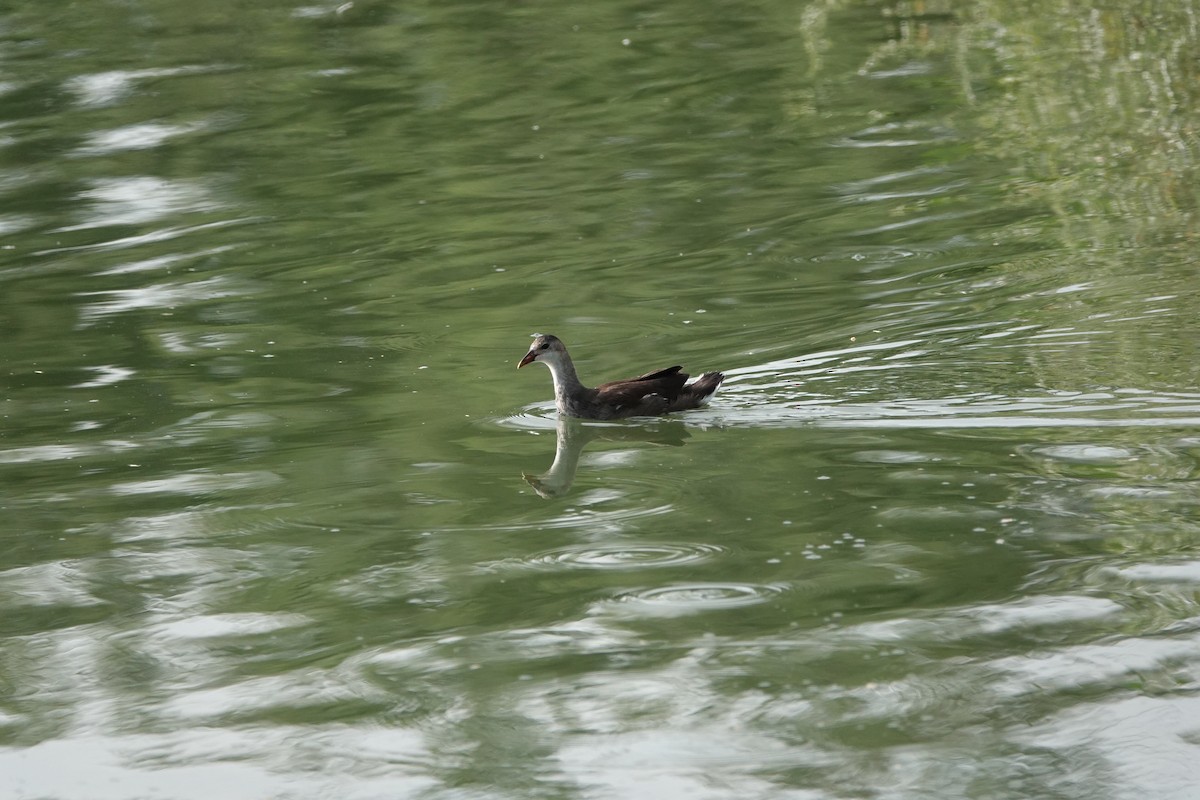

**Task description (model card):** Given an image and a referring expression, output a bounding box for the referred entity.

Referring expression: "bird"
[517,333,724,419]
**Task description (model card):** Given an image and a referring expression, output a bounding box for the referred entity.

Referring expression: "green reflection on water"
[3,1,1200,798]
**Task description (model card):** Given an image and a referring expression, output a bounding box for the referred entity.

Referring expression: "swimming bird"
[517,333,724,419]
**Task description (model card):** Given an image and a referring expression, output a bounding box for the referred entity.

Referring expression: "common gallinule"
[517,333,724,419]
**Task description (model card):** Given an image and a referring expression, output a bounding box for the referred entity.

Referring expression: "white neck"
[539,354,585,399]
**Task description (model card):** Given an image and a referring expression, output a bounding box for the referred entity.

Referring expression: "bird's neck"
[544,357,587,400]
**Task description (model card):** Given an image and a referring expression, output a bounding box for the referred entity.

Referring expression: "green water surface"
[3,1,1200,798]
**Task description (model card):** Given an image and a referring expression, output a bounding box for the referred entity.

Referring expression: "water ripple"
[483,542,727,573]
[600,582,786,617]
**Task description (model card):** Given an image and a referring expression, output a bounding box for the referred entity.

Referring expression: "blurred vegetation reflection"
[3,1,1200,799]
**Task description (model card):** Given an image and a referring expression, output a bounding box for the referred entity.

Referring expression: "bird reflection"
[522,416,690,498]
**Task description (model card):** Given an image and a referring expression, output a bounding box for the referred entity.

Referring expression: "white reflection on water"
[0,562,105,609]
[162,670,384,722]
[73,121,215,156]
[1112,562,1200,583]
[59,177,224,231]
[156,613,313,639]
[108,470,283,496]
[95,246,236,276]
[76,276,242,323]
[69,364,134,389]
[66,66,220,108]
[555,727,818,799]
[711,382,1200,430]
[1018,695,1200,798]
[1,728,435,800]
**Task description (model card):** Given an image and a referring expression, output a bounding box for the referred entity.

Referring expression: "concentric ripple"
[601,582,787,617]
[527,542,727,570]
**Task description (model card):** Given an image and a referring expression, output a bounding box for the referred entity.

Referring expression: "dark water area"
[3,1,1200,798]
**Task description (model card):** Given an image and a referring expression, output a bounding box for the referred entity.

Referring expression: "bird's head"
[518,333,567,369]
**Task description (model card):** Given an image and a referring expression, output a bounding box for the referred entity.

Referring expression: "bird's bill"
[518,350,537,368]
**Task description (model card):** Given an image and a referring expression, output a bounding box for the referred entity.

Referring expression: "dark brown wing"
[630,366,684,382]
[596,366,689,412]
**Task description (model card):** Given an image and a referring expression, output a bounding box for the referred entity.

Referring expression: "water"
[4,1,1200,798]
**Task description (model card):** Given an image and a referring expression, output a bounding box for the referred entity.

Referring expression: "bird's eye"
[539,343,549,350]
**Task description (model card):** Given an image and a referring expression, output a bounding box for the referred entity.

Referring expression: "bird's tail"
[675,371,724,409]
